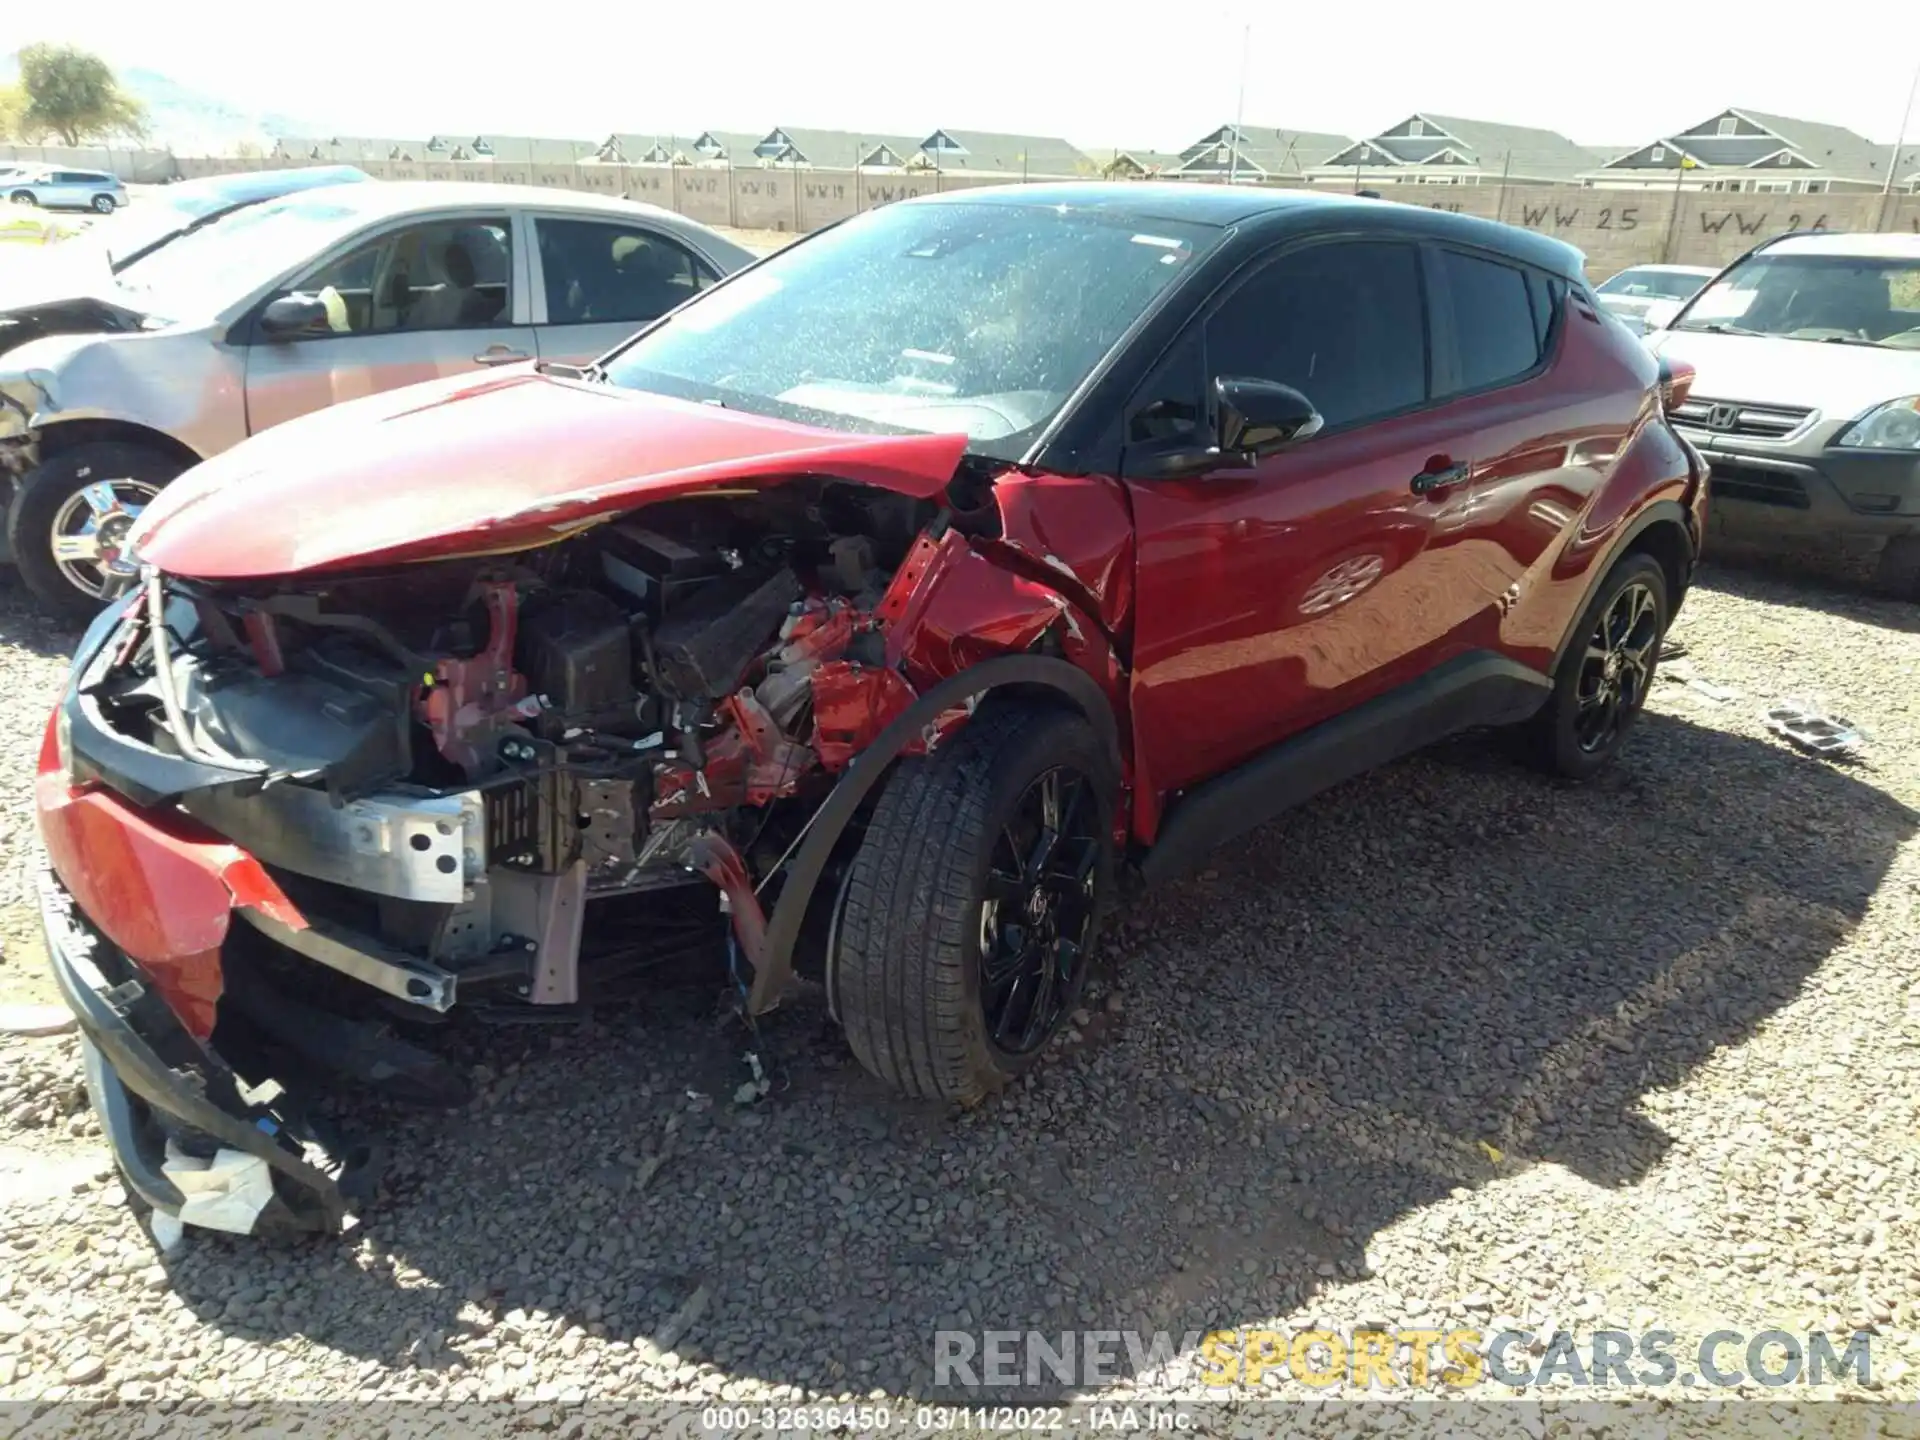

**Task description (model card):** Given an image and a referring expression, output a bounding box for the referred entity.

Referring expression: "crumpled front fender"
[34,714,301,1040]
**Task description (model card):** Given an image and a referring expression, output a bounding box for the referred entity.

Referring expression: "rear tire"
[90,193,117,214]
[1521,553,1669,780]
[8,191,35,207]
[1873,534,1920,602]
[829,703,1117,1103]
[8,441,185,619]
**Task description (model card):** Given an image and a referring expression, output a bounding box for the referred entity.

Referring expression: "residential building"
[674,131,774,167]
[272,136,422,164]
[1586,109,1920,194]
[906,129,1094,177]
[424,135,596,165]
[1173,125,1351,182]
[1098,148,1183,179]
[590,134,702,165]
[1307,114,1594,185]
[749,128,923,169]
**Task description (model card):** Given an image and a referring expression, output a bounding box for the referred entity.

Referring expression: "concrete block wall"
[130,152,1920,278]
[1,144,177,183]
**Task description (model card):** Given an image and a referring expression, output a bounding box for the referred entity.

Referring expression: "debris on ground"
[732,1051,772,1106]
[1659,657,1740,703]
[0,1005,76,1038]
[1764,699,1867,759]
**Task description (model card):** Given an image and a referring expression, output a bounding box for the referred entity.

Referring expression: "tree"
[0,83,29,142]
[16,43,146,147]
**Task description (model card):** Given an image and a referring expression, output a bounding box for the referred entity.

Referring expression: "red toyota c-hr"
[37,183,1705,1234]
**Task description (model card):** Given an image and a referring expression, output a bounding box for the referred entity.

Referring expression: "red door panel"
[1126,402,1502,800]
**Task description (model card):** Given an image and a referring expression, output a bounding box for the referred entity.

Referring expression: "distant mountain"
[2,54,327,152]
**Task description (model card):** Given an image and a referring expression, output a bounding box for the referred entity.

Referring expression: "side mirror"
[1215,376,1323,459]
[259,294,329,339]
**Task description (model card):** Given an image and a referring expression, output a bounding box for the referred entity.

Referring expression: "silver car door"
[242,210,538,435]
[528,213,718,365]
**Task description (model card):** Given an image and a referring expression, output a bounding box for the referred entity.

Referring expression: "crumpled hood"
[130,368,972,579]
[1649,328,1920,421]
[0,241,116,311]
[0,247,147,360]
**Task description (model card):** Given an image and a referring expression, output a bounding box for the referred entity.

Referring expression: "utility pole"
[1879,56,1920,228]
[1883,57,1920,197]
[1227,22,1249,186]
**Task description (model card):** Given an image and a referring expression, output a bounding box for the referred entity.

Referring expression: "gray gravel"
[0,560,1917,1419]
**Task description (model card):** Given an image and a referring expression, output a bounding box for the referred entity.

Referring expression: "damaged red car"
[37,184,1707,1235]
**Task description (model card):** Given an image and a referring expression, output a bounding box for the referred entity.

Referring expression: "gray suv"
[1646,232,1920,597]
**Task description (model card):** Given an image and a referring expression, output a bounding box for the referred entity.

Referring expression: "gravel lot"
[0,557,1916,1421]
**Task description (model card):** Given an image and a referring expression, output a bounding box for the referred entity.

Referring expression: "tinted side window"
[281,218,513,336]
[537,218,710,326]
[1526,271,1567,350]
[1440,250,1542,393]
[1205,241,1427,429]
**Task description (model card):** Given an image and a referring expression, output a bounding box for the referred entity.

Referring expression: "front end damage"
[38,469,1127,1233]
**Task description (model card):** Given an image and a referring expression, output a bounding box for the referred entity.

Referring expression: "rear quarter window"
[1439,249,1543,394]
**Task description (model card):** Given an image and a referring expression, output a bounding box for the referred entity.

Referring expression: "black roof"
[905,181,1586,279]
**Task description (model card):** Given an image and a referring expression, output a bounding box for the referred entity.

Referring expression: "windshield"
[99,192,233,268]
[601,200,1216,459]
[112,193,383,320]
[1672,253,1920,347]
[1599,269,1709,301]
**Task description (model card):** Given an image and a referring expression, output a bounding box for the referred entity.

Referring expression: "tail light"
[1657,357,1695,414]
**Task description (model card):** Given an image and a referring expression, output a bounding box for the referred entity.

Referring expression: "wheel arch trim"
[750,654,1119,1013]
[1547,499,1694,680]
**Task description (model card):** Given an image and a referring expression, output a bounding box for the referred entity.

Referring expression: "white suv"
[1647,232,1920,597]
[7,166,129,214]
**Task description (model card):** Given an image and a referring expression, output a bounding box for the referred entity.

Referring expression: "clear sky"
[20,0,1920,151]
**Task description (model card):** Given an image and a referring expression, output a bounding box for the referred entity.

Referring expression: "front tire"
[830,704,1117,1103]
[8,191,35,207]
[1522,552,1669,779]
[1873,534,1920,602]
[8,442,185,619]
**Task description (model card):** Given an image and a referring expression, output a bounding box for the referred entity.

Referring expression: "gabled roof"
[1175,124,1352,179]
[687,131,767,164]
[1730,110,1883,178]
[425,134,596,165]
[915,129,1095,177]
[593,133,700,164]
[752,127,922,168]
[1596,109,1920,184]
[274,135,421,163]
[1369,114,1595,180]
[1100,148,1182,176]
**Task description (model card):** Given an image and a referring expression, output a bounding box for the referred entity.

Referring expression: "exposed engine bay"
[70,478,1013,1021]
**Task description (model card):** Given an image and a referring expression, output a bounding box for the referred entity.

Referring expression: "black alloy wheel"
[978,766,1102,1058]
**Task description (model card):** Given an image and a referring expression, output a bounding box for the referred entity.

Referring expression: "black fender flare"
[749,654,1120,1013]
[1547,499,1696,680]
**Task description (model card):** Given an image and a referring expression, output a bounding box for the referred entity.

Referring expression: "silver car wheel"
[49,480,159,599]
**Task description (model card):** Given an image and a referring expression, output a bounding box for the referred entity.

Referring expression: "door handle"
[1410,461,1470,496]
[473,347,530,366]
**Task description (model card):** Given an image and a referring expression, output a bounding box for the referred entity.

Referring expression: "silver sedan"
[0,181,756,613]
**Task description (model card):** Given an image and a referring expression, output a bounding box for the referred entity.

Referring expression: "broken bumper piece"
[40,869,367,1235]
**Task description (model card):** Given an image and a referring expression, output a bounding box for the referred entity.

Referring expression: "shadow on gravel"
[0,572,86,661]
[146,709,1915,1402]
[1694,550,1920,635]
